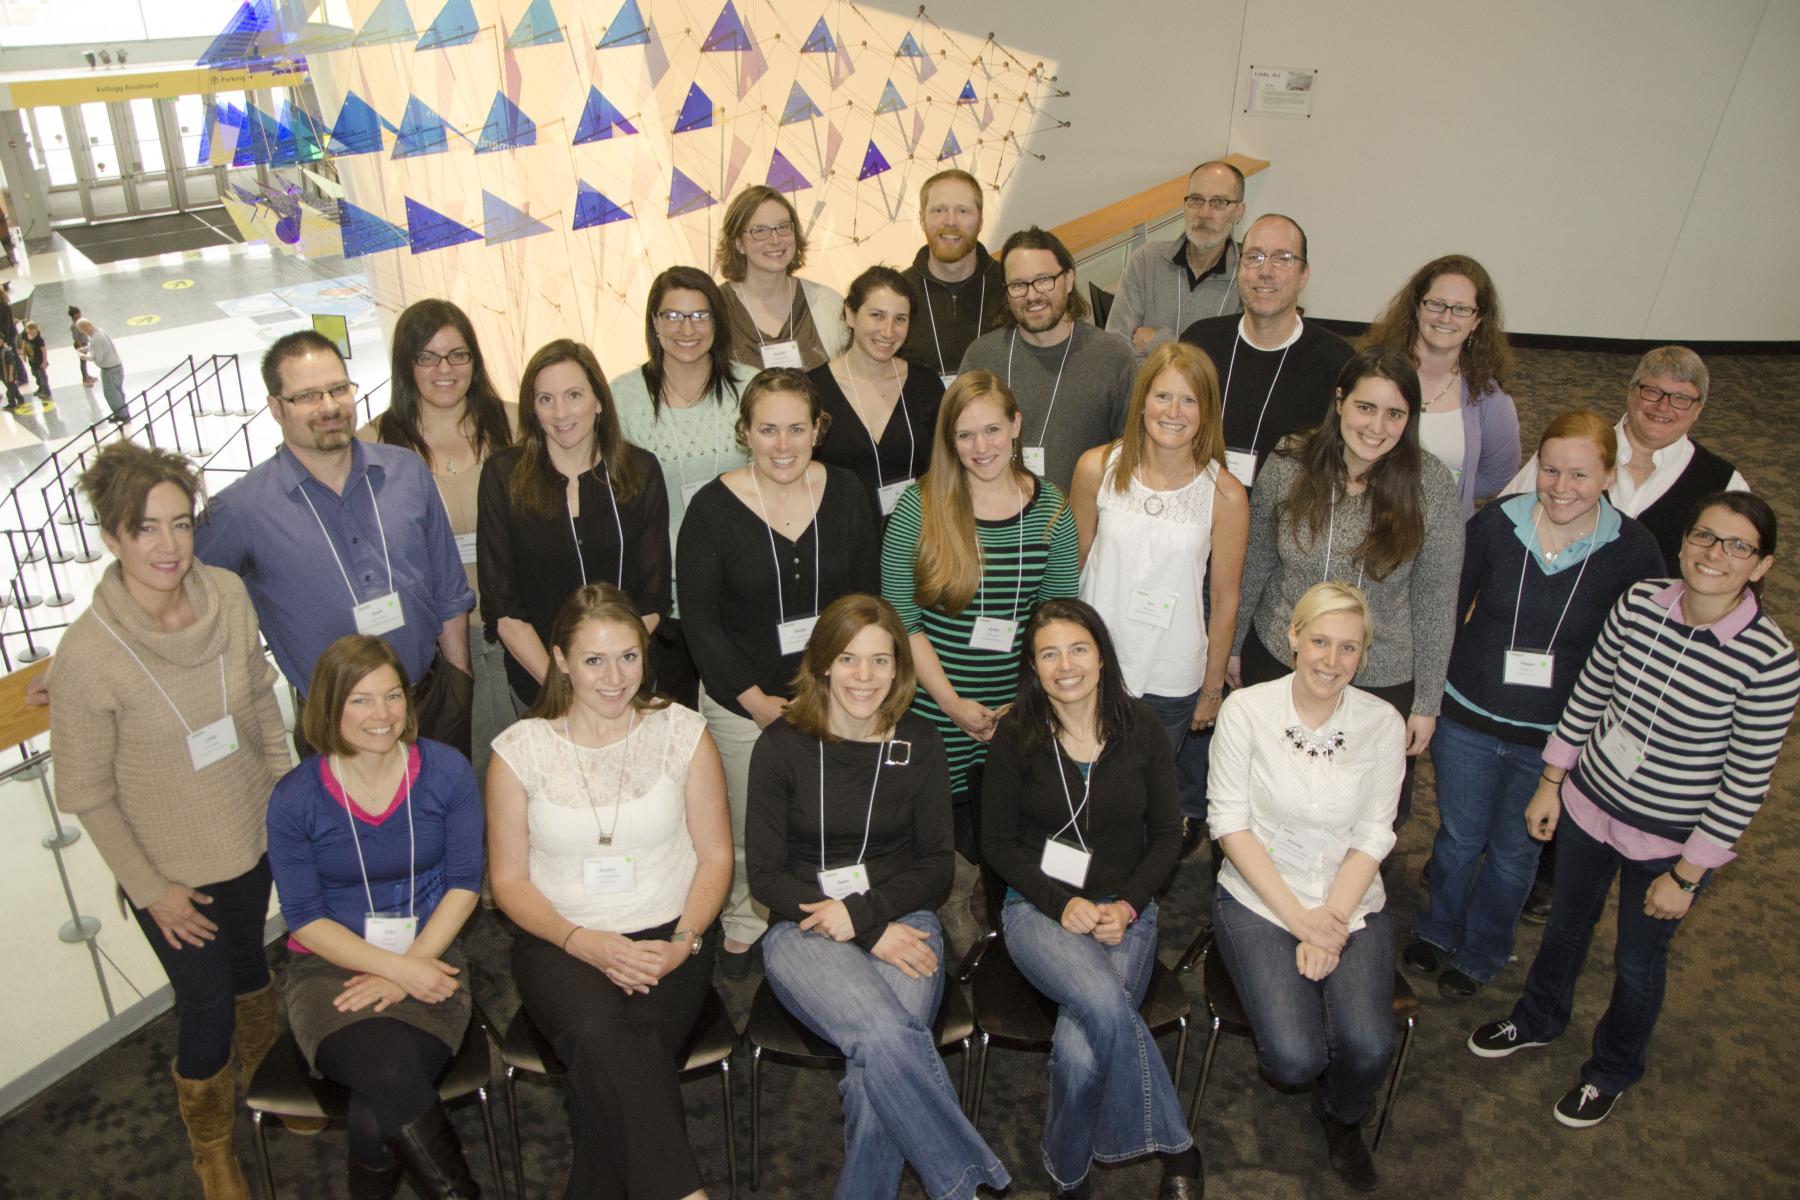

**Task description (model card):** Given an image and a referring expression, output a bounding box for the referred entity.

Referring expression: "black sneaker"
[1401,939,1444,977]
[1179,817,1206,861]
[1519,879,1554,925]
[1468,1018,1549,1058]
[1553,1082,1619,1128]
[1438,968,1484,1000]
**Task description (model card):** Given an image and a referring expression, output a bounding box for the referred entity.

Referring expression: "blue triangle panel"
[672,82,713,134]
[417,0,479,49]
[780,81,822,126]
[507,0,563,47]
[354,0,416,46]
[766,148,811,193]
[482,190,554,244]
[231,105,258,167]
[573,181,633,229]
[392,95,450,159]
[339,201,411,258]
[242,103,273,165]
[958,80,978,104]
[287,103,326,163]
[475,92,536,152]
[897,32,924,57]
[700,0,750,51]
[875,80,906,115]
[196,104,216,165]
[405,196,484,253]
[196,1,274,68]
[938,130,962,160]
[597,0,649,47]
[800,17,834,53]
[667,167,717,217]
[857,140,891,181]
[572,87,637,144]
[329,92,385,156]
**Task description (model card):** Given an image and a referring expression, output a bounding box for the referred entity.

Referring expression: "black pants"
[1241,630,1419,828]
[314,1019,453,1167]
[512,918,718,1200]
[130,856,273,1080]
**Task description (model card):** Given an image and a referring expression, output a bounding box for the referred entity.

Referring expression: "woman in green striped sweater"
[881,369,1080,859]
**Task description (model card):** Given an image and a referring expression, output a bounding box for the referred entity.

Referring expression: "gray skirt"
[281,943,472,1068]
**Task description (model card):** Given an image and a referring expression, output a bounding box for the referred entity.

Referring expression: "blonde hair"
[1109,341,1225,495]
[785,594,917,740]
[1287,581,1373,652]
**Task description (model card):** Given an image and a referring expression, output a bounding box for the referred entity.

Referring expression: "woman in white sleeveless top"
[1070,340,1248,832]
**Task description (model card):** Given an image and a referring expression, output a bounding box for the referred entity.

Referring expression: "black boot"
[1314,1093,1378,1192]
[348,1156,404,1200]
[385,1103,480,1199]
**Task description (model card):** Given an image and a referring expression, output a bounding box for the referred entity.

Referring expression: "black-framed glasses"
[280,380,359,407]
[744,221,794,243]
[1183,194,1241,211]
[1685,527,1761,560]
[655,309,714,329]
[1004,269,1069,297]
[1240,250,1303,271]
[1634,382,1700,411]
[413,348,473,368]
[1421,298,1478,319]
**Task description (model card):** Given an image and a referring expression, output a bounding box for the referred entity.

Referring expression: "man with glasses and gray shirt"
[1107,160,1245,358]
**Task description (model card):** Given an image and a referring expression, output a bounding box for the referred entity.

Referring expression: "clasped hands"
[336,954,462,1013]
[1061,896,1133,946]
[801,899,939,979]
[1292,904,1350,981]
[564,929,689,995]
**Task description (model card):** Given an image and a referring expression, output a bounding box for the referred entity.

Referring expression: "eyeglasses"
[1633,382,1700,411]
[413,348,473,368]
[1004,269,1069,297]
[280,380,359,407]
[1420,298,1478,320]
[1685,527,1760,560]
[1240,250,1303,271]
[1183,194,1241,211]
[655,309,714,329]
[744,221,794,243]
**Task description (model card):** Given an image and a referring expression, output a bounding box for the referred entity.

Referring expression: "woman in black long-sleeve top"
[746,593,1009,1199]
[677,367,880,974]
[981,598,1199,1199]
[478,339,669,707]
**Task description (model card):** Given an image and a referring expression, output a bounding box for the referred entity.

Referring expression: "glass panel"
[0,0,149,45]
[79,102,120,180]
[174,94,208,171]
[128,98,166,175]
[27,107,78,188]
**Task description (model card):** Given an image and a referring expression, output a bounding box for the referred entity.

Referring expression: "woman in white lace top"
[488,583,732,1200]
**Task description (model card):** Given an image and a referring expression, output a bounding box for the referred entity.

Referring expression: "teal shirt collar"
[1503,492,1621,575]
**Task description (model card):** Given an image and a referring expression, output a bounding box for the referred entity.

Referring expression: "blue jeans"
[1000,896,1191,1189]
[1141,689,1212,820]
[1506,815,1694,1095]
[1211,890,1396,1123]
[763,912,1009,1200]
[1413,717,1545,982]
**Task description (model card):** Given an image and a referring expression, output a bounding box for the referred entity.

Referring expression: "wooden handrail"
[1051,153,1270,258]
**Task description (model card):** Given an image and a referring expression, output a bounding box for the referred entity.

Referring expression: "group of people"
[41,161,1795,1200]
[0,281,118,414]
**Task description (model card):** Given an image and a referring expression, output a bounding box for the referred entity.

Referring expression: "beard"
[1014,293,1069,334]
[928,230,977,265]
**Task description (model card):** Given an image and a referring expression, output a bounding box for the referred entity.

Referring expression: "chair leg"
[719,1060,738,1200]
[251,1109,276,1200]
[475,1086,505,1200]
[970,1033,991,1128]
[1171,1015,1189,1092]
[1174,925,1211,975]
[1187,1020,1222,1133]
[958,1037,973,1114]
[505,1067,526,1200]
[750,1046,762,1192]
[1372,1016,1416,1152]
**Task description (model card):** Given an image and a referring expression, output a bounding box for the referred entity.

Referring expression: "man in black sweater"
[899,169,1008,386]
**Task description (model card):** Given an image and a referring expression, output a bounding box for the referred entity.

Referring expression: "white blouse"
[1206,676,1404,934]
[492,704,706,933]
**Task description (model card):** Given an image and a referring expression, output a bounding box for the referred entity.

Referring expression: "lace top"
[492,703,707,933]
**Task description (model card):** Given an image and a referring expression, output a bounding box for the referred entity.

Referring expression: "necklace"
[1538,504,1598,561]
[1283,724,1346,760]
[1423,368,1460,411]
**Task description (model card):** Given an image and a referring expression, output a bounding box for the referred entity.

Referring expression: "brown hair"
[734,367,830,450]
[1537,409,1619,472]
[716,186,808,281]
[1108,342,1225,495]
[918,168,984,213]
[512,339,643,518]
[996,226,1089,324]
[80,441,204,537]
[526,583,670,721]
[375,298,513,468]
[784,594,917,741]
[1359,254,1513,399]
[301,635,417,757]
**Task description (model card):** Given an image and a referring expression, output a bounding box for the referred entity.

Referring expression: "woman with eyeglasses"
[810,265,946,522]
[1469,491,1798,1130]
[478,339,669,711]
[716,185,847,373]
[1359,255,1519,519]
[613,267,757,706]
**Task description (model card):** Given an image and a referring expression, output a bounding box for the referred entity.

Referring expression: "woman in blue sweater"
[1405,411,1663,999]
[268,635,486,1198]
[1468,491,1799,1129]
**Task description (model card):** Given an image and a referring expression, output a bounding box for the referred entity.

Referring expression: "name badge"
[778,615,819,655]
[187,715,240,772]
[877,479,912,516]
[1039,838,1092,887]
[1225,448,1257,488]
[1597,722,1645,779]
[1503,649,1555,688]
[353,591,406,636]
[1269,824,1346,874]
[454,532,478,565]
[968,615,1017,651]
[1128,587,1178,630]
[363,912,417,954]
[681,478,709,506]
[760,340,804,369]
[582,853,637,895]
[940,372,957,390]
[817,863,871,899]
[1022,445,1047,475]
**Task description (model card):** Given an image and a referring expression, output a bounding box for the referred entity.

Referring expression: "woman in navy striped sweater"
[1467,491,1799,1129]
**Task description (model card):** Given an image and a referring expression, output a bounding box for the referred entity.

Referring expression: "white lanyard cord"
[976,481,1028,616]
[1174,244,1239,334]
[842,358,913,486]
[1614,603,1700,748]
[818,738,883,870]
[91,613,228,736]
[334,749,416,919]
[1509,506,1595,654]
[1007,325,1076,449]
[567,710,634,844]
[751,465,820,626]
[1221,333,1292,457]
[566,459,626,589]
[740,278,796,348]
[1049,725,1099,852]
[1320,492,1366,591]
[923,274,986,379]
[299,475,395,605]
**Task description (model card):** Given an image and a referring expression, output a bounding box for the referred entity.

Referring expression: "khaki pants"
[699,688,769,946]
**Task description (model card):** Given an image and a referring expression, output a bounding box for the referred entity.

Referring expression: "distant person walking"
[78,317,126,421]
[22,321,50,398]
[70,305,95,386]
[0,199,17,268]
[0,282,17,354]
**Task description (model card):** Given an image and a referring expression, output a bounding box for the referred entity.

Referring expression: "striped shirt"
[1543,580,1798,852]
[880,477,1080,794]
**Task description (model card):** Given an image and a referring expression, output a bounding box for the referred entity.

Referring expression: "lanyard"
[1221,332,1291,455]
[566,460,626,588]
[1320,492,1366,590]
[1614,601,1701,749]
[750,465,820,625]
[92,613,228,735]
[1049,727,1101,852]
[299,474,395,605]
[567,710,634,845]
[818,738,883,869]
[976,482,1028,615]
[1175,245,1238,334]
[1508,506,1595,654]
[923,274,986,378]
[1007,326,1076,448]
[841,359,914,485]
[334,750,416,918]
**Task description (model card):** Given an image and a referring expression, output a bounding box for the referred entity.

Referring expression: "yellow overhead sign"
[1,64,307,109]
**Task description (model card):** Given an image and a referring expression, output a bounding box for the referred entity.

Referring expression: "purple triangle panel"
[857,139,891,181]
[573,180,633,228]
[800,16,834,53]
[700,0,751,51]
[766,148,812,192]
[667,167,717,216]
[673,82,714,133]
[405,196,484,253]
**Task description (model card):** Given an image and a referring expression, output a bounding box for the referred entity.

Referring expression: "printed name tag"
[778,615,819,655]
[1503,649,1555,688]
[940,372,958,390]
[454,532,478,565]
[681,478,709,506]
[817,863,871,899]
[1270,825,1346,874]
[1040,838,1092,887]
[187,715,240,771]
[760,340,804,369]
[1597,722,1645,779]
[1128,587,1179,630]
[363,913,417,954]
[353,591,406,636]
[1022,446,1047,475]
[968,615,1017,651]
[1225,448,1257,488]
[583,853,637,895]
[877,479,912,516]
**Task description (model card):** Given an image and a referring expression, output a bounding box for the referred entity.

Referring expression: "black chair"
[244,1003,505,1200]
[1088,282,1116,329]
[1187,932,1419,1149]
[745,976,976,1190]
[498,987,739,1200]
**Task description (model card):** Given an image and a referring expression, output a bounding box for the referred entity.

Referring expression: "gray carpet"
[2,344,1796,1199]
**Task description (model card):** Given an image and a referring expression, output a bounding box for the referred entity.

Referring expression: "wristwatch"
[672,928,703,957]
[1667,868,1702,894]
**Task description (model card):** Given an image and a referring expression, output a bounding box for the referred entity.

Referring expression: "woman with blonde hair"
[715,185,846,372]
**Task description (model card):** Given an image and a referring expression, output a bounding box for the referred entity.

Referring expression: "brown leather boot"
[171,1062,251,1200]
[231,984,278,1093]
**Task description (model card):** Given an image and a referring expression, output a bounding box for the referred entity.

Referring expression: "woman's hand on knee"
[335,973,406,1013]
[1061,897,1101,936]
[799,899,857,942]
[388,956,461,1004]
[871,923,939,979]
[1091,902,1131,945]
[571,929,662,992]
[1295,942,1339,981]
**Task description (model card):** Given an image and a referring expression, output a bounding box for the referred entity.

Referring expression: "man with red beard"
[1108,159,1246,358]
[901,169,1008,387]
